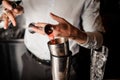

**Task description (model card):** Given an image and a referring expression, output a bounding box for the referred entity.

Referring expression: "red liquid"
[45,24,56,44]
[48,33,56,44]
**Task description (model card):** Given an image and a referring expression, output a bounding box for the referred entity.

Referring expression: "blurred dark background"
[100,0,120,79]
[0,0,120,80]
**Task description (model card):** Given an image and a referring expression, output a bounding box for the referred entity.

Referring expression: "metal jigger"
[48,37,72,80]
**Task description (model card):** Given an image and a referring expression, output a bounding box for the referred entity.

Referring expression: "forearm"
[69,26,103,49]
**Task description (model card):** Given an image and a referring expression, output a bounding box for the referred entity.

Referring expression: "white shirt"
[21,0,105,60]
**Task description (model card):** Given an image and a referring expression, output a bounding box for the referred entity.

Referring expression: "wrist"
[69,28,87,44]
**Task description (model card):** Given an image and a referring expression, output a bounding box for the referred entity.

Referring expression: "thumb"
[2,0,12,10]
[50,12,64,23]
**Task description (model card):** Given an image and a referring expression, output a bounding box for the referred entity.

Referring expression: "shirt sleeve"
[80,0,105,49]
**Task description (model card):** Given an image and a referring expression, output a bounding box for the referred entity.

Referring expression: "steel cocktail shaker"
[48,37,72,80]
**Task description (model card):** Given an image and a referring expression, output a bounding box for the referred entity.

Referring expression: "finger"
[3,14,9,29]
[35,22,57,30]
[6,11,16,26]
[13,6,24,15]
[2,0,12,10]
[50,12,64,23]
[4,18,9,29]
[35,22,48,27]
[30,27,46,35]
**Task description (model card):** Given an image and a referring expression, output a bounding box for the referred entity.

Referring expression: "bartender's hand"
[31,12,87,44]
[0,0,24,29]
[30,13,79,37]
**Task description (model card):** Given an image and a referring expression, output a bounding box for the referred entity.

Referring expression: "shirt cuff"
[78,32,103,49]
[77,32,97,49]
